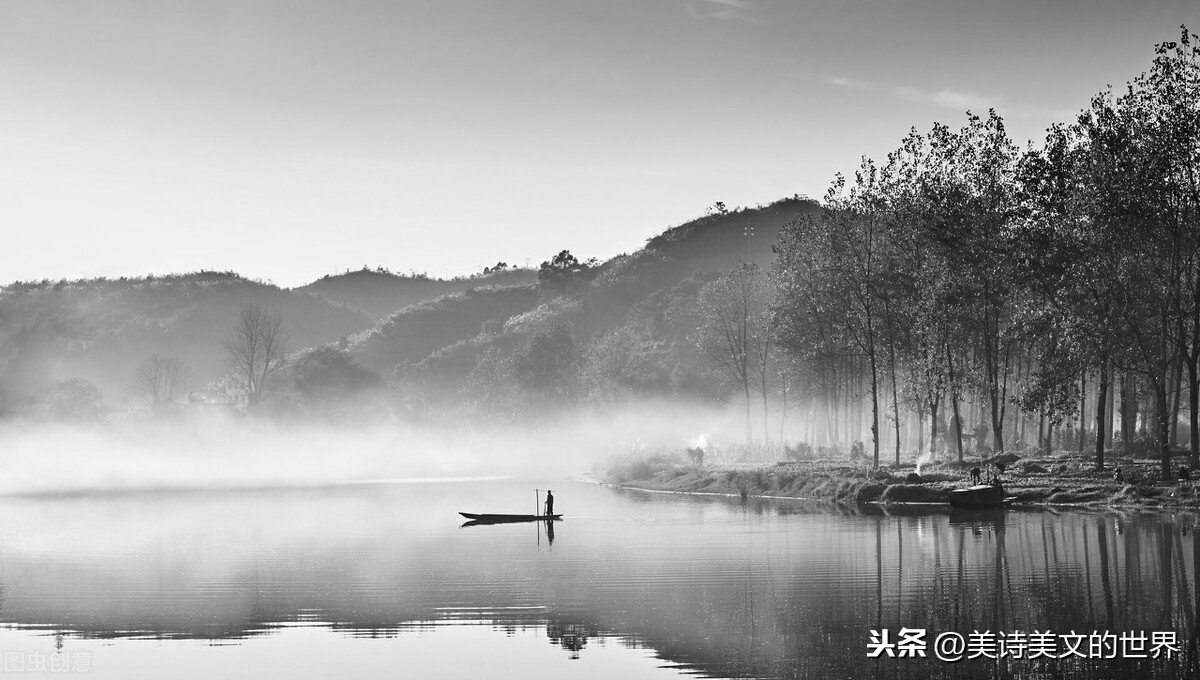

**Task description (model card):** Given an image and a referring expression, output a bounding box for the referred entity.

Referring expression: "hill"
[297,267,537,321]
[643,197,816,272]
[397,197,821,409]
[0,197,819,417]
[0,272,373,410]
[349,285,540,373]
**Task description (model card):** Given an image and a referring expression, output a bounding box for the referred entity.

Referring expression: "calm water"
[0,477,1196,679]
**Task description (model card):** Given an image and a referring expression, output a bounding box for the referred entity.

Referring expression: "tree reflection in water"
[0,489,1196,679]
[545,616,599,659]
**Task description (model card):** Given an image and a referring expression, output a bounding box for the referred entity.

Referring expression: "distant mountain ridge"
[0,272,373,409]
[297,267,537,321]
[0,197,819,414]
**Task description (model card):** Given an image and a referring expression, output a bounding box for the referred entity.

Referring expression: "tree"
[512,320,583,410]
[581,326,671,407]
[1066,29,1200,478]
[223,303,288,408]
[774,167,888,465]
[135,354,190,409]
[537,250,596,298]
[696,263,772,444]
[286,346,379,404]
[49,378,107,421]
[465,345,520,419]
[927,112,1022,456]
[1139,28,1200,471]
[1013,121,1133,469]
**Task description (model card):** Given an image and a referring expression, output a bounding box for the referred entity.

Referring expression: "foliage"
[580,327,671,406]
[512,320,583,409]
[48,378,107,422]
[464,344,520,419]
[351,285,539,373]
[537,250,598,298]
[300,265,536,320]
[503,297,580,336]
[285,346,380,403]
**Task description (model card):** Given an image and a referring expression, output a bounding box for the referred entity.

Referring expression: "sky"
[1,0,1197,288]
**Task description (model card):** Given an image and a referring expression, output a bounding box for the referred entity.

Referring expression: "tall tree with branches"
[136,354,190,409]
[224,303,288,408]
[697,263,772,444]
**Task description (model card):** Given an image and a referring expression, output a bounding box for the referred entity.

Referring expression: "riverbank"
[599,450,1200,510]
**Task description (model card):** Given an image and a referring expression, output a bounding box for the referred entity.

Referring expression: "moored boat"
[458,512,562,524]
[947,483,1012,510]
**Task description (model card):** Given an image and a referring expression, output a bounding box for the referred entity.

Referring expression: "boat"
[458,512,562,524]
[947,483,1013,510]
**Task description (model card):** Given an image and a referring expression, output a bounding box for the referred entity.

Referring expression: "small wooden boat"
[458,512,562,524]
[947,484,1013,510]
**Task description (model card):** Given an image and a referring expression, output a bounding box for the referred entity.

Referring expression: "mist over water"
[0,402,734,497]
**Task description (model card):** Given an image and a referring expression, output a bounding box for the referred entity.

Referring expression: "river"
[0,477,1195,679]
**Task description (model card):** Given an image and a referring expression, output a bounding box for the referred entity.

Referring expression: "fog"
[0,402,740,497]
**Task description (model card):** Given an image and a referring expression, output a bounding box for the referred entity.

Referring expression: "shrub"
[735,475,751,501]
[608,452,680,483]
[784,442,813,461]
[850,441,865,460]
[879,484,947,503]
[752,468,768,488]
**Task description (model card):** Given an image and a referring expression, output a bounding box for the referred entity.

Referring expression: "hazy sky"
[2,1,1197,287]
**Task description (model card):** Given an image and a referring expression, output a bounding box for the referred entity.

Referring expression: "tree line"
[740,28,1199,479]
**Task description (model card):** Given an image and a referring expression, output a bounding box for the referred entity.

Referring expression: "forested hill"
[349,285,540,373]
[0,197,817,416]
[0,272,373,409]
[297,267,537,321]
[367,197,820,408]
[643,197,814,273]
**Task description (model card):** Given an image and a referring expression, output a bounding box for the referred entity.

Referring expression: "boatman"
[545,490,555,516]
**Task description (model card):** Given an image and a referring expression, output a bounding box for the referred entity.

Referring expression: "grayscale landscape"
[2,2,1200,679]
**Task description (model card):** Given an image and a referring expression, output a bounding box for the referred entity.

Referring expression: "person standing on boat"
[545,490,555,516]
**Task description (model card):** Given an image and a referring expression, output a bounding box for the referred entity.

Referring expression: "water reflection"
[0,481,1194,679]
[546,615,596,659]
[460,518,556,545]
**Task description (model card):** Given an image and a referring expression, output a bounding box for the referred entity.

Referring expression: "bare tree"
[696,263,772,444]
[224,303,288,408]
[136,354,190,408]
